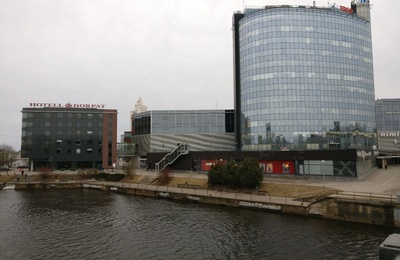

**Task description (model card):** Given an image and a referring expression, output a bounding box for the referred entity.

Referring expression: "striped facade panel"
[132,133,235,156]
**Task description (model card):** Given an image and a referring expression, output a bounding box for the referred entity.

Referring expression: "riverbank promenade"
[133,165,400,196]
[2,165,400,227]
[2,165,399,196]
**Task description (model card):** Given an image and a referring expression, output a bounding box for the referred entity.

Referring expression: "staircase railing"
[155,143,189,172]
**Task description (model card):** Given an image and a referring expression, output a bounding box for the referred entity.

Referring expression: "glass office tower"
[375,99,400,157]
[233,3,376,152]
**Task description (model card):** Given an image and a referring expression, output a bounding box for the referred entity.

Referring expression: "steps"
[155,144,189,172]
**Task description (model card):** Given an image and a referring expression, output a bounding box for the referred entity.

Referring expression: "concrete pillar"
[395,208,400,228]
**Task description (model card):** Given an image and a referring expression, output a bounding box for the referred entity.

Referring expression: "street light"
[321,160,325,188]
[354,130,359,149]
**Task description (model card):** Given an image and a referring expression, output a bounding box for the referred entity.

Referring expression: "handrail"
[13,179,400,205]
[155,143,189,172]
[87,180,307,206]
[330,191,398,204]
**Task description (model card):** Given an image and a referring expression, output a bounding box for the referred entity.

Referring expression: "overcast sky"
[0,0,399,150]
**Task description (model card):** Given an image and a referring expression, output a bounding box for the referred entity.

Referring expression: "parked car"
[0,166,11,171]
[17,165,29,169]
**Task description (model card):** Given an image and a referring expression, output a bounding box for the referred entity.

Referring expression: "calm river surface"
[0,189,397,260]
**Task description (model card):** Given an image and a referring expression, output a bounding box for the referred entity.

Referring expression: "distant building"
[131,109,235,157]
[11,151,29,168]
[133,97,148,114]
[21,103,118,170]
[130,97,148,137]
[375,99,400,165]
[126,2,380,178]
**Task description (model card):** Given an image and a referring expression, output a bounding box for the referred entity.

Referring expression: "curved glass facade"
[237,6,375,151]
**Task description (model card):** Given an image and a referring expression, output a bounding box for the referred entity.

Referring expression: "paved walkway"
[134,166,400,195]
[299,166,400,195]
[4,165,400,195]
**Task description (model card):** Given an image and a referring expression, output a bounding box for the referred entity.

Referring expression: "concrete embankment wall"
[15,182,84,189]
[98,184,311,216]
[310,197,398,227]
[14,182,400,228]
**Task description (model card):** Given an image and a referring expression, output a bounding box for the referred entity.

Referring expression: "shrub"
[220,161,239,187]
[38,166,53,179]
[123,159,135,179]
[77,168,98,179]
[207,163,224,186]
[158,167,170,185]
[207,158,263,189]
[108,174,125,182]
[94,172,125,182]
[238,158,264,189]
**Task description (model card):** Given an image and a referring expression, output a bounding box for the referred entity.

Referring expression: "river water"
[0,189,397,260]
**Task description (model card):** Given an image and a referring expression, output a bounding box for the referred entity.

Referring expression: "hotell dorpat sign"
[30,103,106,109]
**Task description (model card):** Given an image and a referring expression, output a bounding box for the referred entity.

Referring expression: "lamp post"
[354,130,359,149]
[360,133,364,151]
[321,160,325,188]
[326,131,329,150]
[211,137,213,151]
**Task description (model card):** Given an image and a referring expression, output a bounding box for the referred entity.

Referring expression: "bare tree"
[0,144,17,168]
[123,158,136,179]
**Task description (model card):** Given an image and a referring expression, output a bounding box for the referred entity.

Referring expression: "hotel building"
[21,103,118,170]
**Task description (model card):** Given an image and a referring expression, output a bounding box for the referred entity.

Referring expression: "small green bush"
[207,158,263,189]
[94,173,125,182]
[207,163,224,186]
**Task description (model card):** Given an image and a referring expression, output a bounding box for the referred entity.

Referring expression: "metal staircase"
[155,143,189,172]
